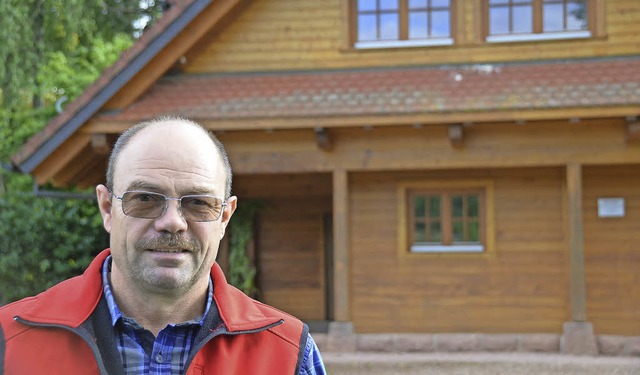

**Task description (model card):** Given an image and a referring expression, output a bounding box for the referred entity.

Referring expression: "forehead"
[113,122,224,193]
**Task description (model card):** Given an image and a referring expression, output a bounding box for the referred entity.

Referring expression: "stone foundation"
[313,331,640,357]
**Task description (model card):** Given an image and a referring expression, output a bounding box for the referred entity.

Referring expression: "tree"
[0,0,168,304]
[0,0,166,157]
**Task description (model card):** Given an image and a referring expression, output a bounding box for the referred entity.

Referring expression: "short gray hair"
[105,117,232,198]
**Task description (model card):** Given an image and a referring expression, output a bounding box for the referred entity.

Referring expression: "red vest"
[0,250,305,374]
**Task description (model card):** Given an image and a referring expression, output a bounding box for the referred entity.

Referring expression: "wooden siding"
[233,173,332,321]
[583,165,640,336]
[184,0,640,73]
[350,167,569,333]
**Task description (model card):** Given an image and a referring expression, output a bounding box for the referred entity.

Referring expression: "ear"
[96,184,113,233]
[219,196,237,237]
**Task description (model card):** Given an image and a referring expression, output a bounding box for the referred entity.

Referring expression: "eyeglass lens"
[120,191,223,222]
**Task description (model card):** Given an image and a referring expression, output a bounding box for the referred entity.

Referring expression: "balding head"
[105,117,232,198]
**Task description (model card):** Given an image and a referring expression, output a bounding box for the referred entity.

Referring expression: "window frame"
[350,0,456,49]
[482,0,599,43]
[398,180,496,256]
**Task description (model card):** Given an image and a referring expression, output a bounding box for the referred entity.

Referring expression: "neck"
[109,272,209,336]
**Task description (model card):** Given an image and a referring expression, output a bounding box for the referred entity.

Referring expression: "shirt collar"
[101,255,213,327]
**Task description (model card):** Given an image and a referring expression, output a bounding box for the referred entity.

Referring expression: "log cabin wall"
[583,165,640,335]
[184,0,640,74]
[220,121,640,334]
[350,167,569,334]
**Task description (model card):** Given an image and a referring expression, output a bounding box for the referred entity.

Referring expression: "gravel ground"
[322,352,640,375]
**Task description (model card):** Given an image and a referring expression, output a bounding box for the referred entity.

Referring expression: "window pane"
[567,1,588,30]
[467,195,479,217]
[429,221,442,242]
[380,0,398,11]
[431,10,450,37]
[358,0,377,12]
[409,11,427,38]
[543,3,564,32]
[414,196,426,217]
[380,13,399,39]
[490,0,509,4]
[409,0,427,8]
[431,0,449,8]
[512,5,533,33]
[452,195,463,218]
[429,196,441,218]
[415,222,426,242]
[468,221,480,242]
[489,7,509,35]
[358,14,378,41]
[452,221,464,242]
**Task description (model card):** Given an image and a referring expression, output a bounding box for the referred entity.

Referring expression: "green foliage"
[0,0,159,109]
[0,0,144,304]
[39,33,134,106]
[228,200,263,297]
[0,172,108,304]
[0,106,55,161]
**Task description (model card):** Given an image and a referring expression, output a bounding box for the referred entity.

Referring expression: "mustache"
[136,233,201,252]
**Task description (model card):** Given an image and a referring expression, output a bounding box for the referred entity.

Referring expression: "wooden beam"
[84,106,640,133]
[338,0,352,51]
[332,169,350,322]
[51,145,96,187]
[32,134,92,185]
[566,163,587,322]
[315,128,332,151]
[448,124,464,148]
[626,117,640,142]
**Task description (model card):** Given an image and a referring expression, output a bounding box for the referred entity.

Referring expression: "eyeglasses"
[111,191,227,222]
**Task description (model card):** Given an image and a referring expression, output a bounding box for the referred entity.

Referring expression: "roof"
[96,56,640,124]
[10,0,640,178]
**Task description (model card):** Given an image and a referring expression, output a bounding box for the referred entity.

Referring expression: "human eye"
[183,196,215,207]
[126,191,163,202]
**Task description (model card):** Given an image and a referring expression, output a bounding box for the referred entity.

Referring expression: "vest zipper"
[13,316,110,375]
[183,319,284,371]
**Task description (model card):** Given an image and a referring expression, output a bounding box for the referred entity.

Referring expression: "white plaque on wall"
[597,198,625,218]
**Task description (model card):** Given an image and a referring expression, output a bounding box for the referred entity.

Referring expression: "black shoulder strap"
[89,297,126,375]
[293,323,310,375]
[0,321,6,375]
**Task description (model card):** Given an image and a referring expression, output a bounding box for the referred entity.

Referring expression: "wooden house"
[11,0,640,355]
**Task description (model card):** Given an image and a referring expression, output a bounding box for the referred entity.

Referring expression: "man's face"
[96,122,236,296]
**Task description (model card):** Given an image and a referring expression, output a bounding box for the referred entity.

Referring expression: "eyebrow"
[125,180,218,196]
[185,186,218,196]
[126,180,163,192]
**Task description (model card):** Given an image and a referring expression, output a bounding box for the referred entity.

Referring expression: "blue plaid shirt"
[102,256,326,374]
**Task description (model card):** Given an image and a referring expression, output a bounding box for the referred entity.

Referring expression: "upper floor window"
[354,0,454,49]
[485,0,591,43]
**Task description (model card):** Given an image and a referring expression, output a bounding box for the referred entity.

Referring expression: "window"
[485,0,592,43]
[398,180,494,255]
[353,0,454,49]
[409,189,485,252]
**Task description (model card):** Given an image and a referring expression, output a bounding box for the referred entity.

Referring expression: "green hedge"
[0,173,107,304]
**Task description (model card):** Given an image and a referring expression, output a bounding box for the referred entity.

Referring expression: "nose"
[154,199,188,233]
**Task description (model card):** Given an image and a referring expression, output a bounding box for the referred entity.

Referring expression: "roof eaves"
[12,0,213,174]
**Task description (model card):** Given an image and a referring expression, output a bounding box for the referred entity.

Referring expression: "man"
[0,117,326,374]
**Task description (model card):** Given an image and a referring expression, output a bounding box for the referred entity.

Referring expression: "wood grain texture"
[185,0,640,73]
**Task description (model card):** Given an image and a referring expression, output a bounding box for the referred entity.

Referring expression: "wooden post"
[332,169,350,322]
[566,163,587,322]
